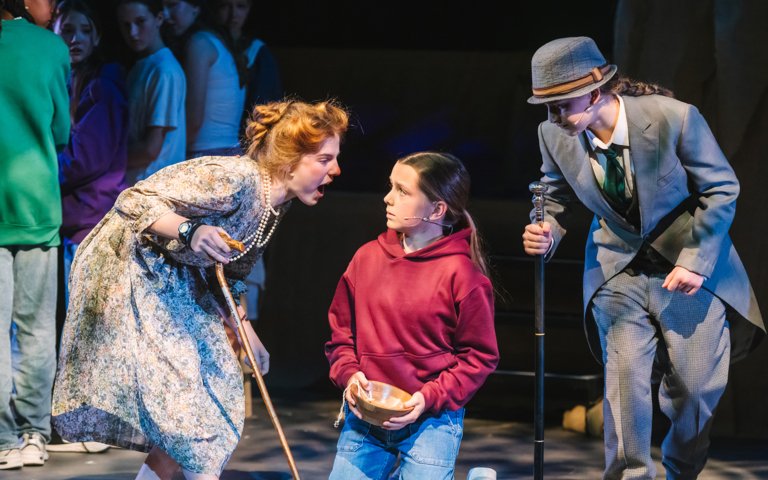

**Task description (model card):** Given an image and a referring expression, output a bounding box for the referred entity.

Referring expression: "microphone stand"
[529,181,548,480]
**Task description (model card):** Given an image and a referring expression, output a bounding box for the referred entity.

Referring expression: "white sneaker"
[0,447,22,470]
[20,432,48,466]
[47,440,111,453]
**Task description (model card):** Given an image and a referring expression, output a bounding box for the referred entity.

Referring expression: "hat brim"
[527,65,617,105]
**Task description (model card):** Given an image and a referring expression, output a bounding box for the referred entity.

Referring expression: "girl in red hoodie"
[325,151,499,479]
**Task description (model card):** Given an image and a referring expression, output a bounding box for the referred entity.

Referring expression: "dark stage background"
[244,0,768,440]
[90,0,767,438]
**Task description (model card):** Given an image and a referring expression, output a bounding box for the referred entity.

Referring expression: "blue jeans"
[62,238,79,310]
[329,406,464,480]
[0,246,58,449]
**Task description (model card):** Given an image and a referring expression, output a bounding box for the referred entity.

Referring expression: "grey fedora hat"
[528,36,617,104]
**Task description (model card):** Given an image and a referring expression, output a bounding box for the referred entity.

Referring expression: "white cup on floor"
[467,466,497,479]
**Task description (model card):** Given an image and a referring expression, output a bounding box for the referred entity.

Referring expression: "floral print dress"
[52,156,286,474]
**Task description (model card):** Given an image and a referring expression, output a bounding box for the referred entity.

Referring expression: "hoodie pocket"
[360,351,456,394]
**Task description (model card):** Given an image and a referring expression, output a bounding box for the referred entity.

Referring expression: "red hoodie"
[325,228,499,413]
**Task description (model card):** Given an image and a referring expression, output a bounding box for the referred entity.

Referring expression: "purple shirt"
[59,63,128,243]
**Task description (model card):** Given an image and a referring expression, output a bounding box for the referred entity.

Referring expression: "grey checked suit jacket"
[536,94,764,362]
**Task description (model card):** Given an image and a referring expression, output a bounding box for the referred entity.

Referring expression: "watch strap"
[179,220,205,246]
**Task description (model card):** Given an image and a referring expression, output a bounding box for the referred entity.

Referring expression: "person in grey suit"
[521,36,765,479]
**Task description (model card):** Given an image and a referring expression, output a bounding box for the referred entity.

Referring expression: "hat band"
[532,65,612,98]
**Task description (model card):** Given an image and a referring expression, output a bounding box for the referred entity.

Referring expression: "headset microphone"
[403,216,453,229]
[572,103,593,128]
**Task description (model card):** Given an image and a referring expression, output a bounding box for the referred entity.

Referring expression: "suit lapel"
[624,97,659,236]
[551,129,633,229]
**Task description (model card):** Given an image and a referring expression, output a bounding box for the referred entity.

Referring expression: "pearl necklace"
[230,169,281,262]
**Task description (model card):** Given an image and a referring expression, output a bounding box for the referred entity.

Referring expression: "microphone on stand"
[529,181,549,480]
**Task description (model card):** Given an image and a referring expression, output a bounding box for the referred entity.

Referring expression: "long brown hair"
[602,74,674,98]
[165,0,210,62]
[209,0,256,88]
[397,151,490,277]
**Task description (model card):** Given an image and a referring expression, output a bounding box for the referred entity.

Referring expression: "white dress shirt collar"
[586,95,629,150]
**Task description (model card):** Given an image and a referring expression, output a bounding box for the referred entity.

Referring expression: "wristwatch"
[178,220,204,246]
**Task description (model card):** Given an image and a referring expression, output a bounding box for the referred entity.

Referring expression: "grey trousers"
[592,271,729,480]
[0,246,58,449]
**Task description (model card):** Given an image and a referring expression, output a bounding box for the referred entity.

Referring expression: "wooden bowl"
[352,380,414,427]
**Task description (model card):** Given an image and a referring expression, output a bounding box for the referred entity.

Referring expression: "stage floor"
[4,389,767,479]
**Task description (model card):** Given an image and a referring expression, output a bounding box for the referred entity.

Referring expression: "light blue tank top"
[190,31,246,151]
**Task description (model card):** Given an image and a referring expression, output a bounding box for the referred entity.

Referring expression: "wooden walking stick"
[215,233,301,479]
[529,181,548,480]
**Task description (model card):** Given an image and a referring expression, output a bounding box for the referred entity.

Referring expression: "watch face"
[179,222,191,234]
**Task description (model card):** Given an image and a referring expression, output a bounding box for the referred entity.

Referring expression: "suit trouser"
[592,271,729,480]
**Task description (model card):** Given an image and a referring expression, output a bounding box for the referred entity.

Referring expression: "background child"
[117,0,186,185]
[325,151,499,479]
[210,0,282,137]
[53,0,128,307]
[0,1,69,470]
